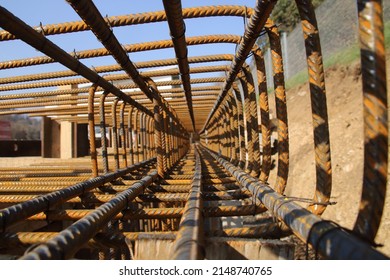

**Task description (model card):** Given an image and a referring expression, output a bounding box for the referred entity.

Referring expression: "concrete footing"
[130,237,294,260]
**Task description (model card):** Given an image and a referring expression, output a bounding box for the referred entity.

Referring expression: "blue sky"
[0,0,257,81]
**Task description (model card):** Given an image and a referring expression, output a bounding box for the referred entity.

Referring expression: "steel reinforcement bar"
[0,158,155,232]
[0,5,259,42]
[163,0,196,131]
[20,170,159,259]
[201,145,387,260]
[0,54,233,85]
[0,6,152,118]
[172,144,204,259]
[0,65,228,93]
[200,0,277,134]
[0,35,240,70]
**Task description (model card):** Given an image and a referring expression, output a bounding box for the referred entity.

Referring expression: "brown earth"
[267,58,390,258]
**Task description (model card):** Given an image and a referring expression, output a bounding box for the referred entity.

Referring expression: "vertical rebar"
[353,0,388,242]
[296,0,332,215]
[88,84,99,177]
[99,91,110,174]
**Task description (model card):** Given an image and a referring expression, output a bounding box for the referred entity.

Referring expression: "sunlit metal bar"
[172,144,204,259]
[201,0,277,133]
[0,6,151,117]
[21,171,159,259]
[0,158,155,231]
[202,145,388,260]
[163,0,195,131]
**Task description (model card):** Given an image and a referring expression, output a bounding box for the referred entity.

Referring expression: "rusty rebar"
[353,0,388,243]
[119,102,128,168]
[21,171,159,259]
[0,6,259,42]
[266,24,289,194]
[100,91,110,173]
[88,84,99,177]
[0,158,155,231]
[0,65,228,93]
[0,54,232,86]
[0,35,240,70]
[201,0,277,133]
[295,0,332,215]
[0,7,152,118]
[112,98,120,170]
[172,145,204,259]
[163,0,195,131]
[202,146,387,260]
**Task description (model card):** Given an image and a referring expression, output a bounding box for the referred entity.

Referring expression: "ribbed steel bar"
[163,0,195,131]
[0,231,133,251]
[88,84,99,177]
[244,65,261,177]
[266,24,289,194]
[0,65,228,93]
[352,0,388,242]
[0,225,282,249]
[0,7,152,118]
[0,35,240,70]
[0,193,191,204]
[201,0,277,133]
[253,47,271,183]
[0,185,193,195]
[221,105,229,158]
[202,145,387,260]
[99,91,110,173]
[26,0,185,133]
[0,94,88,109]
[232,82,246,168]
[168,117,175,165]
[67,0,163,119]
[119,102,128,168]
[172,145,204,259]
[0,158,155,231]
[0,232,177,249]
[209,223,281,239]
[0,77,224,101]
[154,98,165,178]
[27,204,265,221]
[225,96,233,161]
[163,110,171,170]
[295,0,332,215]
[112,98,121,170]
[228,91,239,164]
[0,5,260,42]
[239,68,256,176]
[0,102,185,117]
[0,54,233,85]
[141,113,148,162]
[134,110,141,163]
[21,171,159,259]
[161,109,168,174]
[127,107,135,165]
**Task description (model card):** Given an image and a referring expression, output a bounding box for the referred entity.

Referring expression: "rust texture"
[0,0,388,260]
[353,0,388,243]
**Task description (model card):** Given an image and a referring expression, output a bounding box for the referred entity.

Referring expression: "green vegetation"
[284,21,390,90]
[0,115,41,140]
[285,70,308,90]
[271,0,325,32]
[385,21,390,48]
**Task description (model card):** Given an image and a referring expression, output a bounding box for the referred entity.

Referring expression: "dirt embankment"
[269,58,390,257]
